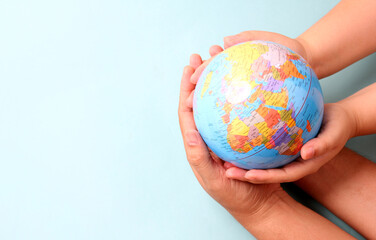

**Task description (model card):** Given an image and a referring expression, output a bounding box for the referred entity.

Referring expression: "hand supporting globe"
[178,54,288,230]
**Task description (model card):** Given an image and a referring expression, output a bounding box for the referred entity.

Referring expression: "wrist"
[295,36,318,77]
[230,187,354,239]
[229,189,293,233]
[336,101,359,139]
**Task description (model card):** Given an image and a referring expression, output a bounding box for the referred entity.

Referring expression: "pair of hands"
[178,31,356,217]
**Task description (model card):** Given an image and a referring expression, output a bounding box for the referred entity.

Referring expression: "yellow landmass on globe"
[200,71,213,98]
[280,59,305,80]
[254,121,277,140]
[224,43,268,85]
[228,117,249,136]
[261,88,289,108]
[227,117,253,153]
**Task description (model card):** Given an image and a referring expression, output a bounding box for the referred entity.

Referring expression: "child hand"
[190,30,313,85]
[223,31,310,61]
[225,103,356,183]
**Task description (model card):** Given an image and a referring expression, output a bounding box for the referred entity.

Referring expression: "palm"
[202,155,283,216]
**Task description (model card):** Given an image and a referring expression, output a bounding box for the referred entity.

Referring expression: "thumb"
[300,125,341,160]
[184,130,220,181]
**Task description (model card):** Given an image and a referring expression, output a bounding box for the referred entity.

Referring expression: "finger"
[179,66,196,113]
[179,66,221,181]
[225,167,249,181]
[224,31,257,49]
[186,90,194,109]
[224,31,272,49]
[209,45,223,57]
[190,54,203,70]
[190,62,207,84]
[183,129,220,182]
[300,138,320,160]
[301,134,340,160]
[244,157,327,184]
[300,116,344,160]
[223,31,293,49]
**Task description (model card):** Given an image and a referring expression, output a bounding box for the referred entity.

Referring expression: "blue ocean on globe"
[193,41,324,169]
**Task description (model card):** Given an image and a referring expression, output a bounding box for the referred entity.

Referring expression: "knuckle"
[183,65,191,72]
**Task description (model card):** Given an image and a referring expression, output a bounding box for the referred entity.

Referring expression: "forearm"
[338,82,376,137]
[297,0,376,79]
[231,191,354,239]
[296,148,376,239]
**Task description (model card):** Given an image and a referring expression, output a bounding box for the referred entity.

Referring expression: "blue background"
[0,0,375,239]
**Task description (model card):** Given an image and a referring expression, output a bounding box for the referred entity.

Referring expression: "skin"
[189,0,376,184]
[178,59,355,239]
[296,147,376,240]
[179,0,376,238]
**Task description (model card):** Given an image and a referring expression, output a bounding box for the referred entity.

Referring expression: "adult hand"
[178,52,286,220]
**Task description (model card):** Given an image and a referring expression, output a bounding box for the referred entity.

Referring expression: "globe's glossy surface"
[193,41,324,169]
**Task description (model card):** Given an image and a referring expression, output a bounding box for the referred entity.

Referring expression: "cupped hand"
[225,103,355,184]
[223,31,310,61]
[178,51,286,219]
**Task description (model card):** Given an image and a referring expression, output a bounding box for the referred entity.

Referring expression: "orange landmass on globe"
[226,103,305,155]
[221,102,233,124]
[280,57,305,80]
[306,120,312,132]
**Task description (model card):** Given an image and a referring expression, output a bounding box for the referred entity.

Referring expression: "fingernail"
[186,130,199,146]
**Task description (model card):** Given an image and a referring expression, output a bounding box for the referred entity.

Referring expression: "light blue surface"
[0,0,374,239]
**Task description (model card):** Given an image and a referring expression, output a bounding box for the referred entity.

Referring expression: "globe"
[193,41,324,169]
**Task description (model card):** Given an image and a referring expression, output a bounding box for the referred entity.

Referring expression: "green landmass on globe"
[193,41,324,169]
